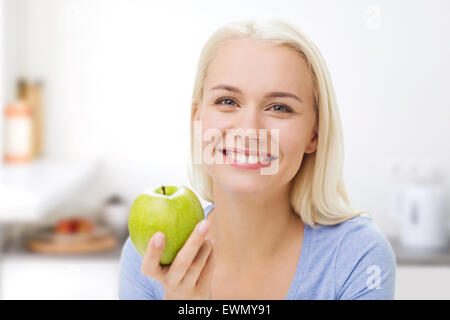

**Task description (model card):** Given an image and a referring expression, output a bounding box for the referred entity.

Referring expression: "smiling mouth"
[216,148,278,165]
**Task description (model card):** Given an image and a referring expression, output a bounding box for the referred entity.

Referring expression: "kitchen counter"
[389,237,450,266]
[0,236,125,261]
[0,158,98,222]
[4,235,450,265]
[0,236,126,299]
[1,243,123,261]
[1,235,449,299]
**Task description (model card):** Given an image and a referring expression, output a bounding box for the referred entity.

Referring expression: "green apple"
[128,185,204,265]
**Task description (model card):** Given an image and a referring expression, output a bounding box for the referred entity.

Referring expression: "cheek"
[280,131,305,154]
[200,108,230,133]
[200,109,237,151]
[275,128,307,182]
[278,123,310,164]
[201,120,224,152]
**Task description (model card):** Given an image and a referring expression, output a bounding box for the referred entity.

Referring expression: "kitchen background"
[1,0,450,299]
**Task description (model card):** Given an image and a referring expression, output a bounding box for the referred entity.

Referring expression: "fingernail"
[205,236,215,245]
[153,232,164,248]
[196,219,209,235]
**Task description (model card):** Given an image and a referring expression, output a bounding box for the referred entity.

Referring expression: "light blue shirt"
[119,203,396,299]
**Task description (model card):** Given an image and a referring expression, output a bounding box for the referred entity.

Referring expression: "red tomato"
[55,219,76,234]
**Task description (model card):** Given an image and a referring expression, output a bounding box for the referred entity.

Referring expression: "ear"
[305,127,318,154]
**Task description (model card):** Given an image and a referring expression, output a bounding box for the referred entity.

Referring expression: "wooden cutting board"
[27,234,117,254]
[26,227,118,254]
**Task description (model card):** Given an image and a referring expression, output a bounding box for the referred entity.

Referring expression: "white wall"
[0,0,4,154]
[4,0,450,237]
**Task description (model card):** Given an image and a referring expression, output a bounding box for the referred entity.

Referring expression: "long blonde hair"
[187,19,369,228]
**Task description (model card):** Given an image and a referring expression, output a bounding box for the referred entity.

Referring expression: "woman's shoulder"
[204,202,214,218]
[310,214,393,252]
[308,214,397,299]
[334,214,396,266]
[307,214,396,280]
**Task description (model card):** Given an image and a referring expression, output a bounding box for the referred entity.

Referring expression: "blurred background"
[0,0,450,299]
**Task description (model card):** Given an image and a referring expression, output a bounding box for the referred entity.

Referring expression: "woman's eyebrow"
[210,84,303,103]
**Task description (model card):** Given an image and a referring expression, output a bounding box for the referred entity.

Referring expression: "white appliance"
[391,162,448,249]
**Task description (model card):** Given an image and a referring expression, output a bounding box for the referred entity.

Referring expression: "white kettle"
[391,163,448,249]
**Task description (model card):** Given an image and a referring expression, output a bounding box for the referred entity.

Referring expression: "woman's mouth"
[215,148,278,169]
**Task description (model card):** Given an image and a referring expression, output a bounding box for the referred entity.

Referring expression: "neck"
[207,180,303,271]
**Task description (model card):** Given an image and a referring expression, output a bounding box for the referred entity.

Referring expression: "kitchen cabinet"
[1,250,449,299]
[395,266,450,299]
[0,251,121,300]
[390,237,450,299]
[0,158,97,222]
[0,158,102,299]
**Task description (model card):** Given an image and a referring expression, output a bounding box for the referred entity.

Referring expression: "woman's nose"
[230,105,264,148]
[234,104,261,131]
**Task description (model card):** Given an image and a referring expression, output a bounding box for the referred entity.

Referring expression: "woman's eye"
[269,104,292,113]
[215,99,292,113]
[216,98,237,107]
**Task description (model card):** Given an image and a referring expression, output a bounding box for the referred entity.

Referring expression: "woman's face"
[194,38,318,196]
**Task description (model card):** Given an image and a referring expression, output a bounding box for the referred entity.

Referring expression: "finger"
[180,240,213,286]
[167,219,210,285]
[196,243,217,291]
[141,232,165,279]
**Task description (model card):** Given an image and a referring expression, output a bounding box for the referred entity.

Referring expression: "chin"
[207,165,275,196]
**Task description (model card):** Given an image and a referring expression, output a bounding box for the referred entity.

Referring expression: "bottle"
[3,79,32,164]
[26,80,44,159]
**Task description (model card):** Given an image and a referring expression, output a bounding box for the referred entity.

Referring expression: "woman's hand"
[141,219,217,300]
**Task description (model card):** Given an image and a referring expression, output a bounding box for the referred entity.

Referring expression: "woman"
[119,19,396,300]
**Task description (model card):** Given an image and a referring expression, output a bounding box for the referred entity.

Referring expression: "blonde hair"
[187,19,369,228]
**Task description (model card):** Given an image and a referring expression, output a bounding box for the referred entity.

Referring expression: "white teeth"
[259,155,269,164]
[222,149,273,165]
[227,150,235,161]
[236,153,247,164]
[247,155,258,164]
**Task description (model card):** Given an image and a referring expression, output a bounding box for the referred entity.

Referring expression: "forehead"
[204,38,313,93]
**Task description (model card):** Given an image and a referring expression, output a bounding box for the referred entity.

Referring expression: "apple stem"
[161,185,166,195]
